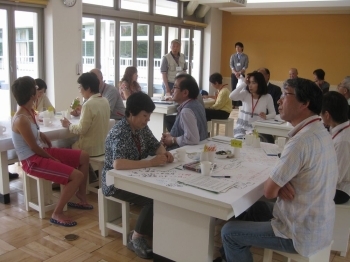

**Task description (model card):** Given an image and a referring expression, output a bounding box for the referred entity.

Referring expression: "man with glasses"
[336,76,350,119]
[160,39,187,96]
[161,74,207,149]
[217,78,337,262]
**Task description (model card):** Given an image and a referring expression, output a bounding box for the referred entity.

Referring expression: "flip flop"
[50,218,77,227]
[67,202,94,210]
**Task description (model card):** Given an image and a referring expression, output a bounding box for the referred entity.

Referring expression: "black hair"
[209,73,223,85]
[125,92,155,117]
[77,72,100,93]
[313,69,325,80]
[11,76,37,106]
[322,91,348,124]
[246,71,268,96]
[235,42,244,50]
[35,78,47,91]
[174,74,199,99]
[283,78,323,115]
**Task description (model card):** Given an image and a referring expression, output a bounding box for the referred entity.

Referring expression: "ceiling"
[219,0,350,15]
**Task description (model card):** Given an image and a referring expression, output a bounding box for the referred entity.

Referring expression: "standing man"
[160,39,187,96]
[161,74,207,149]
[219,78,337,262]
[336,76,350,119]
[257,68,282,114]
[289,68,298,79]
[230,42,249,108]
[90,68,125,120]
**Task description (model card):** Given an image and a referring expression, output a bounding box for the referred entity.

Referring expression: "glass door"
[0,9,10,120]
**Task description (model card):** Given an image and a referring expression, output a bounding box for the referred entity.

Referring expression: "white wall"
[44,0,83,111]
[202,8,222,95]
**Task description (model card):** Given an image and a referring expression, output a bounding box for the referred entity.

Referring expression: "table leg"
[153,200,215,262]
[0,151,10,204]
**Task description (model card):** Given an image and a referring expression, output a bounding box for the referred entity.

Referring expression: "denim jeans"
[221,201,297,262]
[162,82,174,94]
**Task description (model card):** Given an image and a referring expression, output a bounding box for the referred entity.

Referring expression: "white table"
[106,140,278,262]
[252,120,293,138]
[0,116,79,203]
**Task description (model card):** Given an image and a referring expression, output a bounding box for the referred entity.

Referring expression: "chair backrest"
[108,119,116,131]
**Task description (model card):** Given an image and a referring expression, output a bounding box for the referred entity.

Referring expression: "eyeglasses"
[173,85,181,90]
[280,92,295,100]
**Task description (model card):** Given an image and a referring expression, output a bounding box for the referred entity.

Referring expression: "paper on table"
[255,119,286,124]
[178,174,236,193]
[209,135,232,144]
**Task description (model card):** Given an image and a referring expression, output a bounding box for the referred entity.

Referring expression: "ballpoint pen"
[211,176,231,178]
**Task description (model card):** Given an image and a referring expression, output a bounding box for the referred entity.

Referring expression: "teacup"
[200,161,212,176]
[0,125,6,135]
[43,118,52,127]
[173,148,187,162]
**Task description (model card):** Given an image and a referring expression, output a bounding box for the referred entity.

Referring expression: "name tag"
[230,139,242,148]
[236,63,241,67]
[176,66,182,71]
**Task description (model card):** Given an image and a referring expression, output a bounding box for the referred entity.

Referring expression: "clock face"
[63,0,76,7]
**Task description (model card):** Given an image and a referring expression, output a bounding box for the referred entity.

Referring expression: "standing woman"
[229,71,276,138]
[33,78,55,112]
[119,66,141,100]
[205,73,232,121]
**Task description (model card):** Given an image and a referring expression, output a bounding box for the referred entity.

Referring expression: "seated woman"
[11,76,91,227]
[34,78,55,112]
[229,71,276,138]
[101,92,174,259]
[119,66,141,100]
[61,72,110,182]
[321,91,350,204]
[204,73,232,121]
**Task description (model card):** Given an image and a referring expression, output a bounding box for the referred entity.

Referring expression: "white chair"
[87,119,116,194]
[23,172,66,219]
[98,188,130,245]
[210,118,234,137]
[262,241,333,262]
[332,201,350,256]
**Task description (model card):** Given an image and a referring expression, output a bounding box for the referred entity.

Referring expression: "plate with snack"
[215,150,233,159]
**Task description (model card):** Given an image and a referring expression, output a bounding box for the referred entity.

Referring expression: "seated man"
[313,68,330,94]
[218,78,337,262]
[161,74,207,149]
[336,76,350,119]
[321,91,350,204]
[101,92,174,259]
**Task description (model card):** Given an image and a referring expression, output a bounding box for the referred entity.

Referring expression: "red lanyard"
[131,133,141,160]
[251,95,260,117]
[21,106,39,130]
[332,124,350,139]
[293,118,320,137]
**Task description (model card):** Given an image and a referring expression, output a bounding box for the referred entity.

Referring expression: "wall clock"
[63,0,77,7]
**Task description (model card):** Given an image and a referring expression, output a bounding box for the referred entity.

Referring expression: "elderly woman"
[101,92,173,259]
[61,72,110,182]
[204,73,232,121]
[33,78,55,112]
[337,76,350,119]
[119,66,141,100]
[229,71,276,138]
[11,76,91,227]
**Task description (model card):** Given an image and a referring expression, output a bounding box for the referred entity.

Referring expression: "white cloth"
[270,116,337,257]
[330,121,350,196]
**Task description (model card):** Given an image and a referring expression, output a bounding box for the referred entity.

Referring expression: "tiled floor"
[0,109,348,261]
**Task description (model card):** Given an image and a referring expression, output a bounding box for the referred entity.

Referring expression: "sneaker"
[127,234,153,259]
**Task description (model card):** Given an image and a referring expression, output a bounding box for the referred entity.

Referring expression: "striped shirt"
[270,115,337,257]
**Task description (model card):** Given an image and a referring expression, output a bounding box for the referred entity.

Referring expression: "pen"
[211,176,231,178]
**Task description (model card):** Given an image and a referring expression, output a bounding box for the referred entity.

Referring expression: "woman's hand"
[150,155,167,166]
[40,132,52,148]
[259,112,267,120]
[164,152,174,163]
[70,105,81,117]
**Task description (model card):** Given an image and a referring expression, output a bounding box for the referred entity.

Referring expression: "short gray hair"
[342,76,350,92]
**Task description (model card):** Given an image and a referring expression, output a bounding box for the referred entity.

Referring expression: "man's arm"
[160,56,171,94]
[176,108,200,146]
[264,177,281,199]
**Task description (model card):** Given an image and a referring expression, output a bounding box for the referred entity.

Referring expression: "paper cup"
[245,134,253,146]
[173,148,186,162]
[200,161,212,176]
[43,117,52,127]
[0,125,6,135]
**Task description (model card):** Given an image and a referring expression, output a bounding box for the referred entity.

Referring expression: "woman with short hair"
[33,78,55,112]
[101,92,174,259]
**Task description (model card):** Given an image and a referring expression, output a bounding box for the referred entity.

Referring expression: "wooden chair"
[87,119,116,194]
[23,172,66,219]
[262,241,333,262]
[210,118,234,137]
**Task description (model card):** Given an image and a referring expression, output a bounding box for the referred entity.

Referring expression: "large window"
[121,0,149,12]
[156,0,178,17]
[0,7,42,120]
[82,17,96,73]
[83,0,114,7]
[101,19,115,85]
[137,24,149,93]
[119,21,133,84]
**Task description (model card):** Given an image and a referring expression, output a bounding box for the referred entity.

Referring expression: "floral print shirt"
[101,117,160,196]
